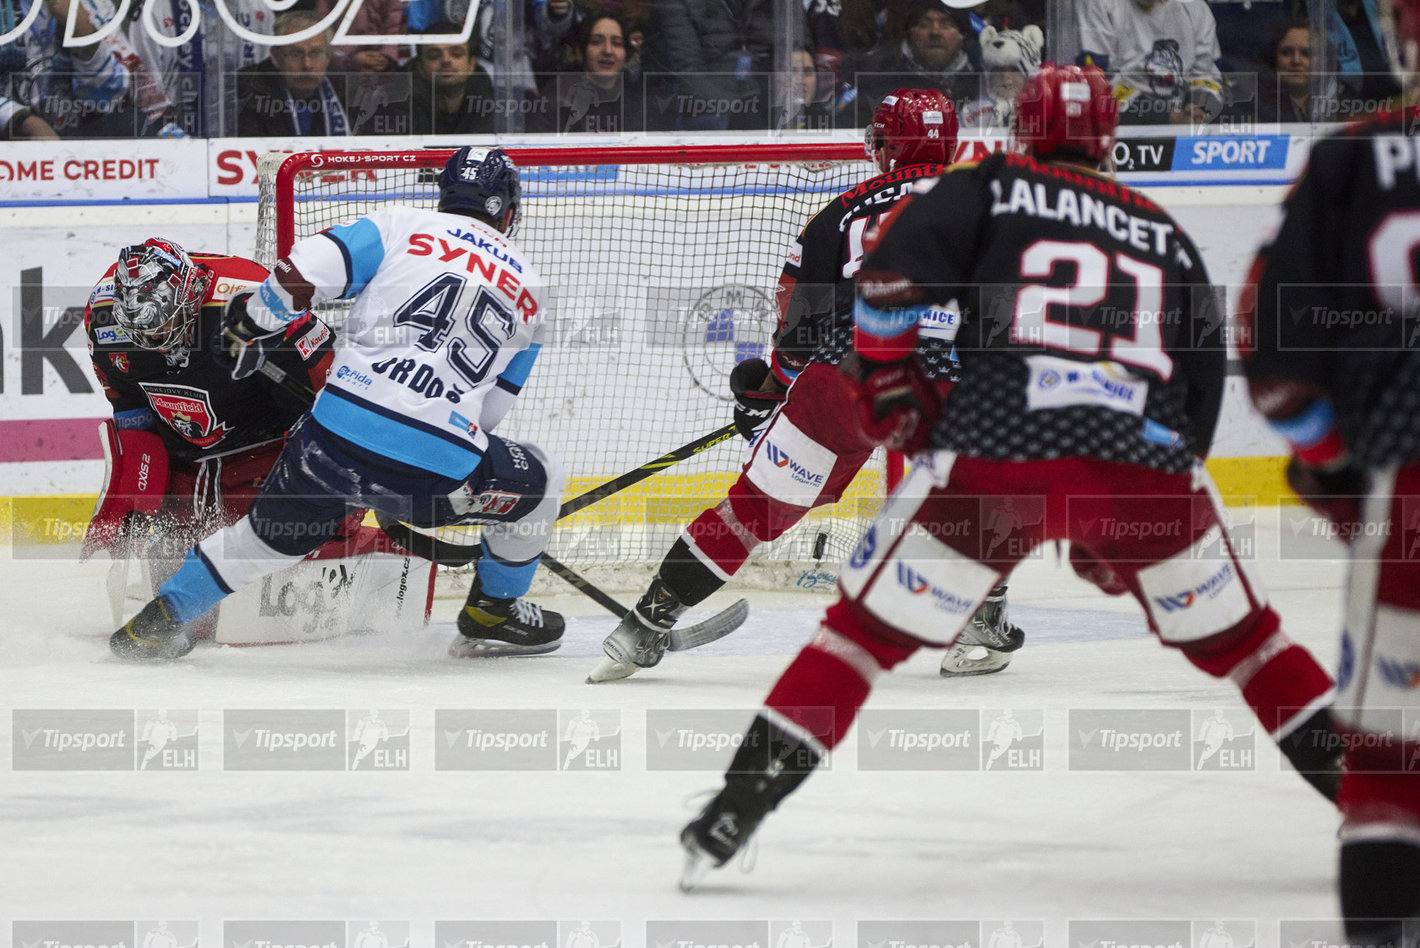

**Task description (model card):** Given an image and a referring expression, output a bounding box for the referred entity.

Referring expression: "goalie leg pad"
[82,419,171,560]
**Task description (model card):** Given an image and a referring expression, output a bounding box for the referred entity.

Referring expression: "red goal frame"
[269,143,867,259]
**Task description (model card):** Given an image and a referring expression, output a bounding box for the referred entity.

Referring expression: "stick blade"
[667,598,749,652]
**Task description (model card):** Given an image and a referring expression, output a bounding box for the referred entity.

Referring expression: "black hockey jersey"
[774,161,960,383]
[85,253,335,464]
[861,151,1226,473]
[1245,106,1420,468]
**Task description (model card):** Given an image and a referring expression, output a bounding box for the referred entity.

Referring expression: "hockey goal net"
[255,144,888,594]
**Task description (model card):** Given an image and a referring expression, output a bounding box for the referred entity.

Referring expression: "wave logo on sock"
[1151,561,1235,613]
[764,442,826,487]
[896,563,974,615]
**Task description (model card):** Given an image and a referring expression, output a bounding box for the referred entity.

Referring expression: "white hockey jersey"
[267,205,549,479]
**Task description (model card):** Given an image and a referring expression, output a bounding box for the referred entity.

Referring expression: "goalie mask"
[438,146,523,237]
[112,238,211,352]
[866,88,958,173]
[1011,63,1117,164]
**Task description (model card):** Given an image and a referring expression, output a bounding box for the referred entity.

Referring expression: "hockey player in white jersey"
[111,147,567,661]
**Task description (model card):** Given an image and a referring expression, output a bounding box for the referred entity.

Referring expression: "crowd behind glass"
[0,0,1402,139]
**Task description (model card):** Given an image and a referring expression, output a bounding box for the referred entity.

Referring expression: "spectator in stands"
[125,0,274,136]
[855,0,982,123]
[0,94,60,138]
[233,10,352,135]
[1076,0,1223,125]
[645,0,777,130]
[776,45,832,129]
[959,23,1042,127]
[536,13,644,132]
[315,0,407,73]
[1248,18,1337,122]
[2,0,177,137]
[407,23,497,133]
[1330,0,1400,106]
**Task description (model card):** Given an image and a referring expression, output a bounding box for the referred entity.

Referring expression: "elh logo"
[559,920,622,948]
[557,709,622,771]
[136,709,199,771]
[1191,709,1255,771]
[980,710,1045,771]
[347,919,413,948]
[347,709,411,771]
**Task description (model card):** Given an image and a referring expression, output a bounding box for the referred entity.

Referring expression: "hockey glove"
[1286,455,1367,532]
[728,357,787,441]
[839,351,940,454]
[214,291,284,380]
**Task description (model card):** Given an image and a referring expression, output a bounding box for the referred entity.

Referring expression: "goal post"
[256,144,900,594]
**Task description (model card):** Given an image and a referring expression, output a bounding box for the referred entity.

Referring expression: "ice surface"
[0,518,1351,942]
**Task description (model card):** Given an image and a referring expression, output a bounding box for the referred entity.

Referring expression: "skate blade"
[586,655,641,683]
[938,645,1013,677]
[449,636,562,658]
[678,841,716,892]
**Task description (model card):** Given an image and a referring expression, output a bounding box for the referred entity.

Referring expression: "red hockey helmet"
[112,238,211,351]
[865,88,959,173]
[1011,63,1117,164]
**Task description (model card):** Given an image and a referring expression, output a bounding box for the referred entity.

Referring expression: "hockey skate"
[450,580,565,657]
[110,596,195,662]
[679,713,824,891]
[587,576,683,682]
[588,576,751,683]
[939,583,1025,677]
[680,784,770,891]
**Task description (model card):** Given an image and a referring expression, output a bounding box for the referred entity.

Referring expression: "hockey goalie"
[81,237,432,645]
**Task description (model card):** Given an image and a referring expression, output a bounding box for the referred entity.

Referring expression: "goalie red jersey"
[85,252,333,462]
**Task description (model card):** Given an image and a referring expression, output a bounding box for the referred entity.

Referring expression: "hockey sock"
[659,536,730,608]
[1340,840,1420,940]
[764,597,918,750]
[1182,609,1335,735]
[724,711,826,804]
[1275,708,1343,803]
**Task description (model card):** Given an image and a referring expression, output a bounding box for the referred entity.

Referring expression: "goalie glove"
[81,419,170,561]
[214,291,285,380]
[728,357,786,441]
[839,351,940,454]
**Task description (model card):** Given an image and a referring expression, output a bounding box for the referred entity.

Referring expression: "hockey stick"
[377,422,740,567]
[374,509,628,617]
